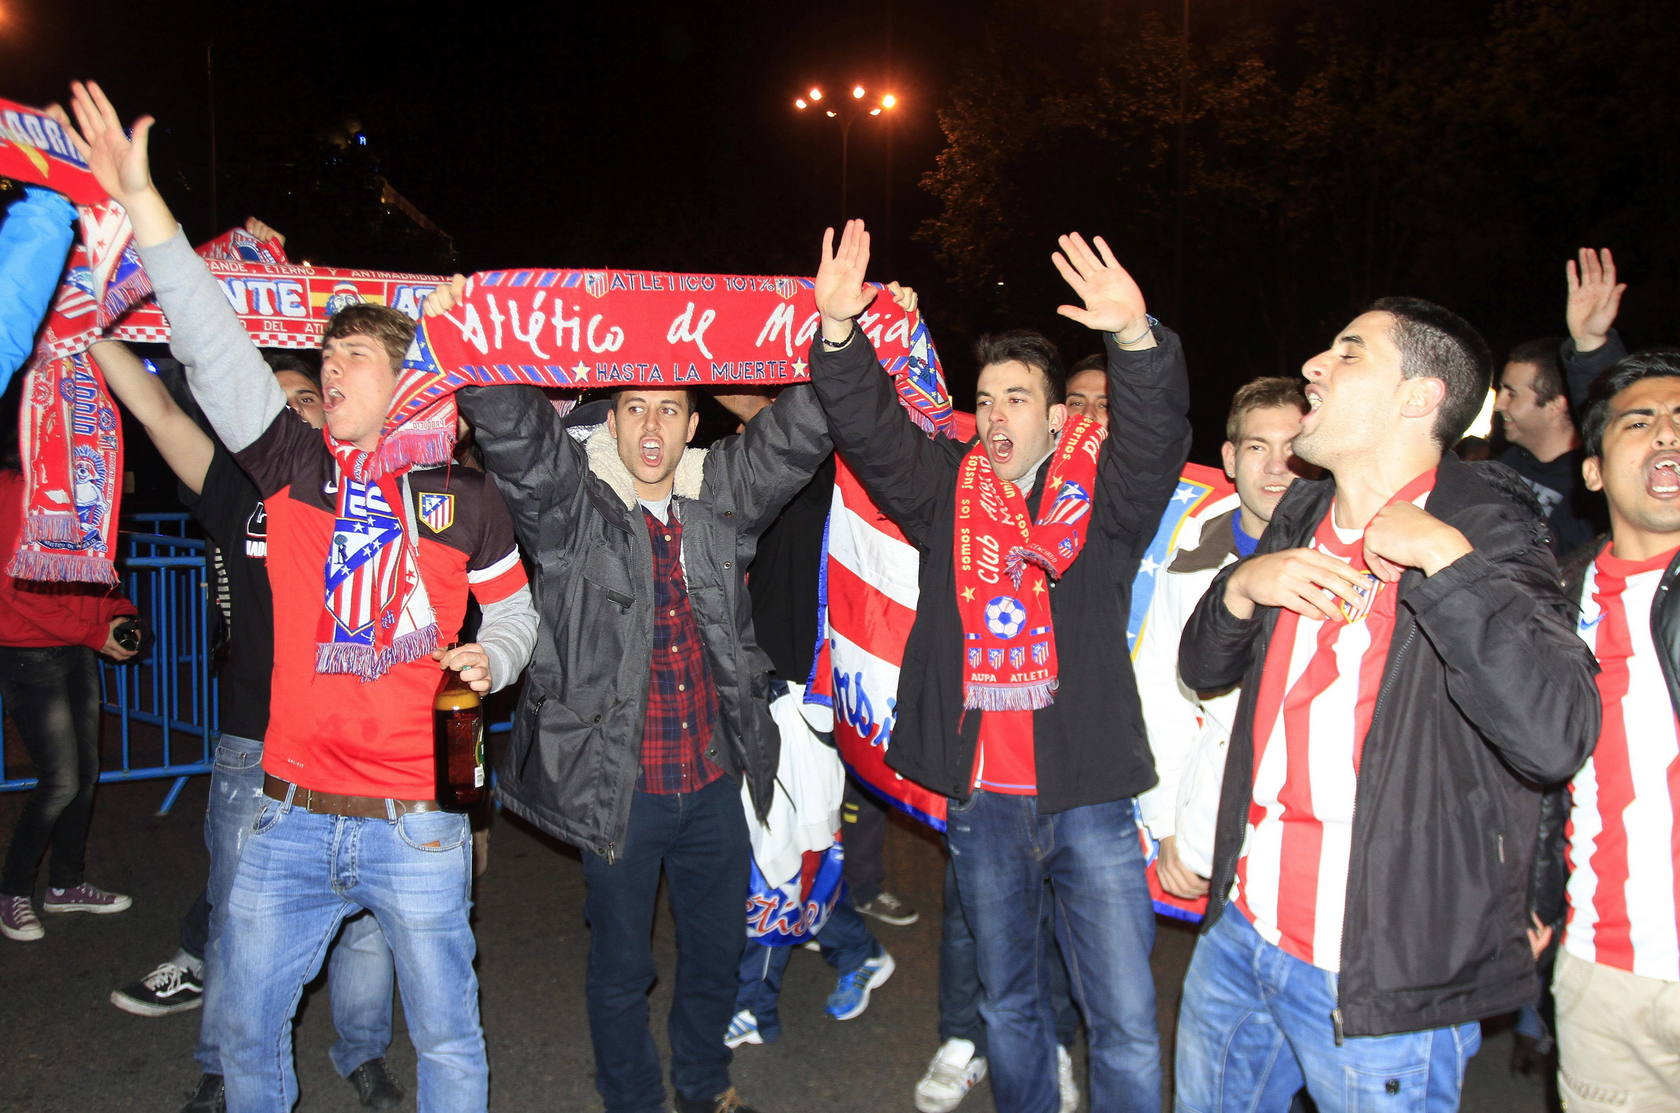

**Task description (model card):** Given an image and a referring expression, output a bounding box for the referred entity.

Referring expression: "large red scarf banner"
[9,206,285,582]
[0,100,105,205]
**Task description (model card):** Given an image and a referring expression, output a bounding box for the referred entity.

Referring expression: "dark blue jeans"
[582,777,749,1113]
[939,855,1079,1055]
[947,790,1161,1113]
[0,644,102,895]
[734,888,879,1041]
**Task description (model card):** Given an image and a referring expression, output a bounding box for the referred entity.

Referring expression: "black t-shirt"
[180,445,273,741]
[1497,444,1604,558]
[748,454,835,683]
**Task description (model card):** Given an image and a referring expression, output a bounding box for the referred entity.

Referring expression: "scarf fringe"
[23,513,85,544]
[6,547,119,584]
[962,678,1059,712]
[315,622,440,682]
[359,429,456,483]
[1004,545,1060,589]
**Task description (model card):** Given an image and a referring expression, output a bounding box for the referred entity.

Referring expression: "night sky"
[13,0,1680,467]
[23,1,969,275]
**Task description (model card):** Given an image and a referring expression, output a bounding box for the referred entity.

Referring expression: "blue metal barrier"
[2,513,517,815]
[0,515,218,814]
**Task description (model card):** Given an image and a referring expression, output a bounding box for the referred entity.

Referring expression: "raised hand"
[886,281,919,314]
[1051,232,1151,346]
[66,81,155,207]
[65,81,175,247]
[814,220,876,338]
[243,217,286,248]
[423,274,469,318]
[1566,247,1626,354]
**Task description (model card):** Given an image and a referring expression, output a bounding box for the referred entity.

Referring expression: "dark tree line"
[915,0,1680,453]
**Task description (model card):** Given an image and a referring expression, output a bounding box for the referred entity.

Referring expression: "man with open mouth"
[1174,296,1597,1113]
[1527,247,1680,1113]
[809,219,1191,1113]
[436,240,833,1113]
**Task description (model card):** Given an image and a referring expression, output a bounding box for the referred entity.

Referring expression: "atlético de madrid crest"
[419,492,455,533]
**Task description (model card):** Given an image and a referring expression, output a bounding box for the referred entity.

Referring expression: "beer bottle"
[434,647,485,810]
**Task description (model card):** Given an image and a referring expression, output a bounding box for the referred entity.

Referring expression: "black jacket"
[457,384,832,858]
[809,327,1191,812]
[1181,453,1599,1037]
[1525,322,1680,929]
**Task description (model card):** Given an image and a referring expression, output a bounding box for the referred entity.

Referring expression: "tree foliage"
[919,0,1680,451]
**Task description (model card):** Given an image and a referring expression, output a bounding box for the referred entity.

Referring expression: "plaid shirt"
[638,508,724,794]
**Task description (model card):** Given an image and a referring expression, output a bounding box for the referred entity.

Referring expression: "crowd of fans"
[1,81,1676,1113]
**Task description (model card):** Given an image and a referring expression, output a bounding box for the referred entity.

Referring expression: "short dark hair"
[1068,353,1105,377]
[264,350,319,387]
[1368,297,1492,448]
[1504,337,1567,406]
[973,330,1065,405]
[323,304,415,369]
[1581,350,1680,457]
[1226,376,1308,443]
[612,385,698,414]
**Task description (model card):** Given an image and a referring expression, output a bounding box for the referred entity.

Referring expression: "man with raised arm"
[69,82,536,1113]
[808,220,1190,1113]
[428,234,832,1113]
[1173,298,1599,1113]
[92,328,403,1113]
[1518,247,1680,1111]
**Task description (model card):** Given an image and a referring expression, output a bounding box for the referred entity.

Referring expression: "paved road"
[3,771,1558,1112]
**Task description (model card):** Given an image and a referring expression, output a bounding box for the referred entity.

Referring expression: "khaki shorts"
[1553,948,1680,1112]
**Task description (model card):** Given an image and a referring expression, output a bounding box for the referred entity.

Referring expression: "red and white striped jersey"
[1564,544,1680,982]
[1233,472,1434,972]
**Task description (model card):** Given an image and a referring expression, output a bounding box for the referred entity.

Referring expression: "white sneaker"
[724,1009,762,1049]
[915,1038,987,1113]
[1057,1044,1079,1113]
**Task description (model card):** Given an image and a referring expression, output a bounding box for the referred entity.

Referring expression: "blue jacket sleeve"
[0,187,78,385]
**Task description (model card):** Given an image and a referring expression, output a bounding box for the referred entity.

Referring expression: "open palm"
[67,81,155,206]
[1052,232,1147,335]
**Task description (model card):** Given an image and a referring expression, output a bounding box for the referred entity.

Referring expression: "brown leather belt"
[263,774,443,818]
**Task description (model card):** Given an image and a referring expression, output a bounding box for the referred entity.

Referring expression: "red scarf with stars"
[952,416,1105,711]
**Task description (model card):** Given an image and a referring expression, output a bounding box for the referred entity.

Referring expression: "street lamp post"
[795,85,898,218]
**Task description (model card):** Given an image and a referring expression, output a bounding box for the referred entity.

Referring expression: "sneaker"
[1,894,43,941]
[178,1073,225,1113]
[725,1009,763,1049]
[111,958,204,1016]
[915,1038,988,1113]
[42,881,131,914]
[855,890,919,926]
[674,1087,764,1113]
[347,1057,404,1110]
[825,948,896,1020]
[1057,1044,1079,1113]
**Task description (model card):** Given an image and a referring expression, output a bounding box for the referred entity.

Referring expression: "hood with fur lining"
[581,423,708,508]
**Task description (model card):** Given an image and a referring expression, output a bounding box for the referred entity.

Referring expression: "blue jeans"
[583,777,749,1113]
[195,734,395,1079]
[218,792,484,1113]
[0,644,101,894]
[735,887,880,1041]
[938,855,1079,1056]
[947,790,1160,1113]
[1175,909,1481,1113]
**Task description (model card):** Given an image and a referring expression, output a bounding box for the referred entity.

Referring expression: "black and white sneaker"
[111,957,204,1017]
[855,890,920,926]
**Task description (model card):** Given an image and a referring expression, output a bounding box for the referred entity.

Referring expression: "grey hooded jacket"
[457,386,832,859]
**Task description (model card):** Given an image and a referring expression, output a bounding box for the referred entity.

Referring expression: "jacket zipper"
[1333,620,1419,1046]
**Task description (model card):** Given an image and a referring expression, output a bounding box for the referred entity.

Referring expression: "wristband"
[1112,315,1158,346]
